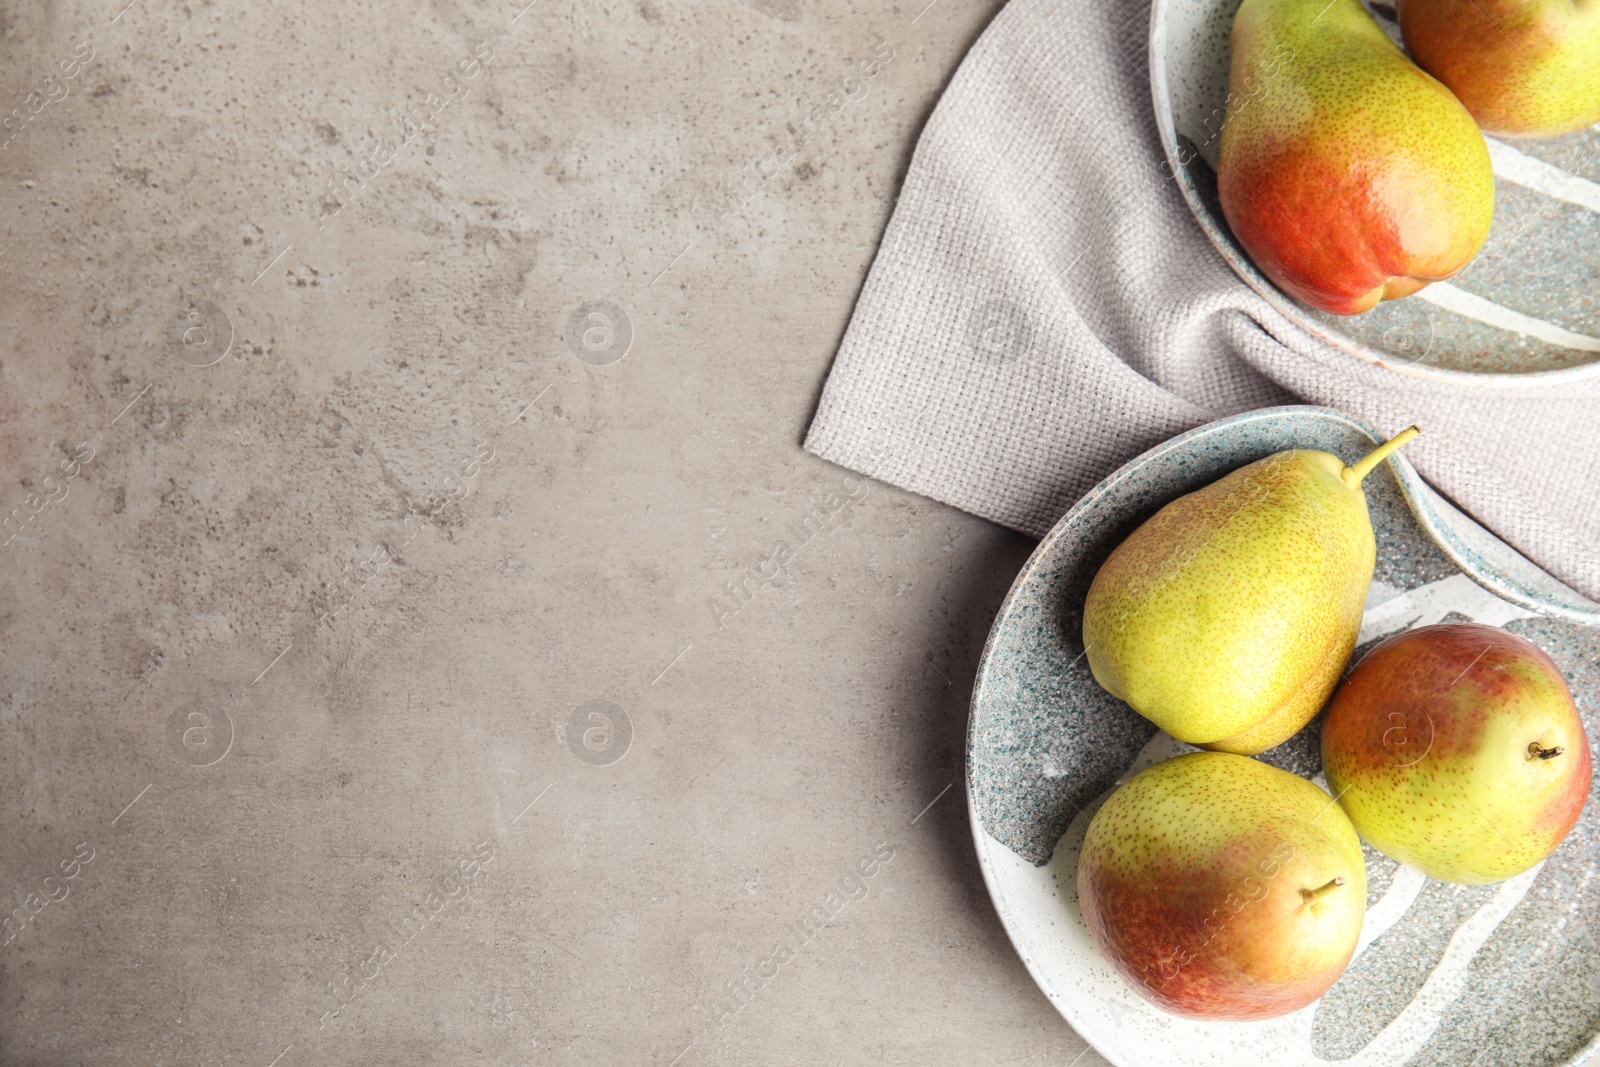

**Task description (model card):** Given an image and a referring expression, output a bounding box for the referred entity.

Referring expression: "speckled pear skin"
[1322,622,1593,884]
[1078,752,1367,1020]
[1218,0,1495,315]
[1400,0,1600,137]
[1082,449,1373,751]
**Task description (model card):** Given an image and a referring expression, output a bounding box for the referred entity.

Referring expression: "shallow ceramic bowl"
[1148,0,1600,382]
[967,406,1600,1067]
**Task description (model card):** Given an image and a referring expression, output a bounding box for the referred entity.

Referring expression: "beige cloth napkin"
[803,0,1600,600]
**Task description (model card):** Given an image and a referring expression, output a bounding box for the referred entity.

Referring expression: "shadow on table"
[896,522,1103,1057]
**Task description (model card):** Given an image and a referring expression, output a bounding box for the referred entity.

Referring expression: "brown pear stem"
[1342,426,1421,489]
[1300,877,1346,907]
[1529,742,1565,760]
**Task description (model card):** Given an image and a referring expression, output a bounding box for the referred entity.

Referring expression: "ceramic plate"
[967,406,1600,1067]
[1148,0,1600,382]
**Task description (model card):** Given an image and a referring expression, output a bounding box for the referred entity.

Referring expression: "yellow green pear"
[1082,428,1420,754]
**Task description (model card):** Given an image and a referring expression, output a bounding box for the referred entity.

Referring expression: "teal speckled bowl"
[1150,0,1600,383]
[967,405,1600,1067]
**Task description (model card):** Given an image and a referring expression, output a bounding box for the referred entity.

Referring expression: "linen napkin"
[803,0,1600,601]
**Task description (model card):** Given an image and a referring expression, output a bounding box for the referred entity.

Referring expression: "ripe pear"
[1218,0,1494,314]
[1083,428,1419,754]
[1400,0,1600,137]
[1322,622,1592,883]
[1079,752,1367,1020]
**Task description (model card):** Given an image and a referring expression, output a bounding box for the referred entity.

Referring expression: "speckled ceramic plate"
[1149,0,1600,383]
[967,406,1600,1067]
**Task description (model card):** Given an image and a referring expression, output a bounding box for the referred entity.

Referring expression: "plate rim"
[965,403,1600,1066]
[1146,0,1600,387]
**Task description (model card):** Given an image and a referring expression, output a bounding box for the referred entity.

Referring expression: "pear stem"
[1529,742,1565,760]
[1341,426,1421,489]
[1300,877,1346,907]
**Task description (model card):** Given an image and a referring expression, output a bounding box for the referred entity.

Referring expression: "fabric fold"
[804,0,1600,599]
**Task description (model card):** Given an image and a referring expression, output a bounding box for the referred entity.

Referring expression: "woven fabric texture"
[803,0,1600,599]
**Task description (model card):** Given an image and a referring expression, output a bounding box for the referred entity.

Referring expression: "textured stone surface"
[0,0,1105,1063]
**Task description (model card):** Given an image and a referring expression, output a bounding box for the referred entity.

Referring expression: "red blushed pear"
[1400,0,1600,137]
[1217,0,1495,315]
[1078,753,1366,1020]
[1322,622,1592,884]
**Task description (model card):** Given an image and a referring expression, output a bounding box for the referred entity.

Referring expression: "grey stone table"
[0,0,1096,1063]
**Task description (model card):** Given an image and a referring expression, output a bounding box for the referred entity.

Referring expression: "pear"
[1082,428,1419,754]
[1400,0,1600,137]
[1218,0,1494,314]
[1322,622,1592,883]
[1078,752,1367,1020]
